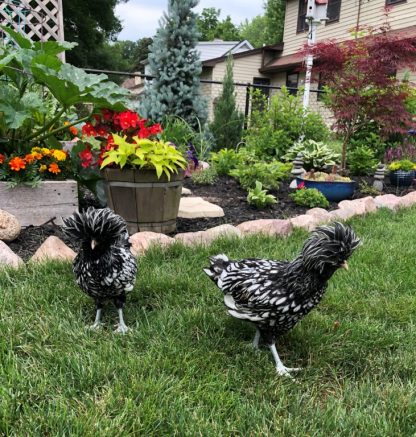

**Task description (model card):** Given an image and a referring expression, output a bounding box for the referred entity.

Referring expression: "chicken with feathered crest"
[63,207,137,333]
[204,222,360,377]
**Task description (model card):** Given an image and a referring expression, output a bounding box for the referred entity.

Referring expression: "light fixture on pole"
[303,0,328,111]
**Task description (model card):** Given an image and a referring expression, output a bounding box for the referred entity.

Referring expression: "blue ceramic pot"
[389,170,415,187]
[296,178,356,202]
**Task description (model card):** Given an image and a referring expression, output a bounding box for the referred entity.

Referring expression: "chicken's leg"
[269,343,302,378]
[252,328,261,349]
[89,308,103,330]
[115,308,129,334]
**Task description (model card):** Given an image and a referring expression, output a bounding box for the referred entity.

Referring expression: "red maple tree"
[308,18,416,170]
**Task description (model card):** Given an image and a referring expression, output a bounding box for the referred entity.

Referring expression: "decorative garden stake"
[373,163,386,192]
[290,153,305,188]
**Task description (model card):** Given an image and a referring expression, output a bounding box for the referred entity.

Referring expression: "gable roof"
[196,40,254,62]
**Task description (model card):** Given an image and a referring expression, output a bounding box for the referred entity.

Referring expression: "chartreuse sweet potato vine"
[100,134,187,179]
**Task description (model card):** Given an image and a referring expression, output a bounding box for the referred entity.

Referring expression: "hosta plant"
[247,181,277,208]
[100,134,187,179]
[283,140,340,170]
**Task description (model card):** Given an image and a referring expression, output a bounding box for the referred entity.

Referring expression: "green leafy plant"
[290,187,329,208]
[244,88,329,160]
[388,159,416,172]
[191,165,218,185]
[100,135,187,179]
[347,145,378,175]
[247,181,277,208]
[283,139,340,170]
[359,181,381,196]
[0,25,129,158]
[230,160,292,190]
[210,148,242,175]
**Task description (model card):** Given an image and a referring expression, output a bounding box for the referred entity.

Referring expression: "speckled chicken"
[62,207,137,333]
[204,222,360,377]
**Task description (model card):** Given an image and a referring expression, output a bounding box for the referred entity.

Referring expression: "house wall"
[283,0,416,56]
[203,53,270,120]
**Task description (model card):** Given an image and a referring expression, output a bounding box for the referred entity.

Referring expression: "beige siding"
[283,0,416,56]
[203,54,269,120]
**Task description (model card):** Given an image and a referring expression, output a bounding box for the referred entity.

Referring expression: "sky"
[115,0,265,41]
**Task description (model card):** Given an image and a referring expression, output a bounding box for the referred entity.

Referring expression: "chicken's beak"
[91,239,97,250]
[341,261,349,270]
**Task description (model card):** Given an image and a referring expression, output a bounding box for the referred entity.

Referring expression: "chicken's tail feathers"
[62,207,128,245]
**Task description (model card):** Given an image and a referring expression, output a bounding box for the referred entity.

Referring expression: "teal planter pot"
[296,178,356,202]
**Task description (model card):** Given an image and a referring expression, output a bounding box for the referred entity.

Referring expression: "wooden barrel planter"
[102,168,184,234]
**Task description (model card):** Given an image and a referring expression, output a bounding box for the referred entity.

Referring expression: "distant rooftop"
[196,40,254,62]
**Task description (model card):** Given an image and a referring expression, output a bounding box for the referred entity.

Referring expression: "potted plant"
[98,133,187,234]
[296,170,356,202]
[388,159,416,187]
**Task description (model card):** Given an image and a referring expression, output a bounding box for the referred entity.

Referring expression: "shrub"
[349,126,387,159]
[210,149,242,175]
[290,187,329,208]
[347,145,377,175]
[210,55,244,151]
[244,88,329,160]
[247,181,277,208]
[359,181,381,196]
[283,140,340,170]
[388,159,415,172]
[191,165,218,185]
[230,160,292,190]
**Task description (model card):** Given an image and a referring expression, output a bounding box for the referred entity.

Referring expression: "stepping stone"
[181,187,192,196]
[178,197,224,218]
[0,241,24,269]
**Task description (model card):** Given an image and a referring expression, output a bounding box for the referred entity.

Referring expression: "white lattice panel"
[0,0,64,42]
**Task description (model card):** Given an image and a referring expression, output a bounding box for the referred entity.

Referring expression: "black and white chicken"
[204,222,360,377]
[63,207,137,333]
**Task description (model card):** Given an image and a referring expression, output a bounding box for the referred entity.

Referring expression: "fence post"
[244,83,251,129]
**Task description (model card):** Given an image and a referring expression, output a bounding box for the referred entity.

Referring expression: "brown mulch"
[7,175,416,261]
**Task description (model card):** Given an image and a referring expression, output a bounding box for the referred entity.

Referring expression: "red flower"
[102,109,114,121]
[297,181,306,189]
[95,124,108,137]
[137,126,151,139]
[0,153,5,164]
[82,122,97,137]
[148,123,162,135]
[114,111,140,130]
[79,145,93,168]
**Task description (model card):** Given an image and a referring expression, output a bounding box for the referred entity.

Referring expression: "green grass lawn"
[1,208,416,436]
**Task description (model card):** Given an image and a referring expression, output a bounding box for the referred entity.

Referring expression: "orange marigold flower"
[39,164,47,172]
[24,153,36,164]
[31,151,43,160]
[0,153,5,164]
[69,126,78,136]
[9,157,26,171]
[52,149,67,161]
[48,162,61,174]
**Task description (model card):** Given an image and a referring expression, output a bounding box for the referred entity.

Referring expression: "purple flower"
[186,142,199,169]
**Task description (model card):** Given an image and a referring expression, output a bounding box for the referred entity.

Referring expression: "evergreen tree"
[210,55,244,150]
[140,0,207,126]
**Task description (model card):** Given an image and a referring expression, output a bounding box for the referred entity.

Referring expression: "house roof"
[196,40,254,62]
[203,43,284,67]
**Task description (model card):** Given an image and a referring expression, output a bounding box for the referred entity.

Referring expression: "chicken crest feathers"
[62,207,128,245]
[302,222,361,272]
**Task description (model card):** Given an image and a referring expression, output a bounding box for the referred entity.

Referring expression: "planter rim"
[297,177,356,185]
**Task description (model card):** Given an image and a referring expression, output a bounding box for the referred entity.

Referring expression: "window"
[252,77,271,112]
[286,72,299,95]
[327,0,342,24]
[386,0,407,5]
[297,0,308,33]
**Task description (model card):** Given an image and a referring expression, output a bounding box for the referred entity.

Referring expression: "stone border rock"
[2,193,416,268]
